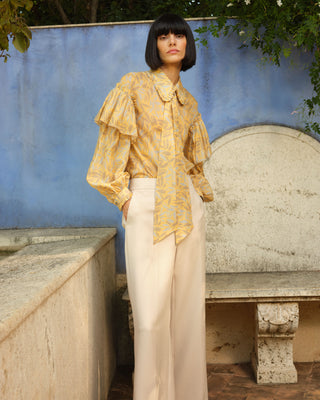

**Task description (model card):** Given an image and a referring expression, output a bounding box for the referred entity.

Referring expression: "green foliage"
[23,0,221,26]
[195,0,320,135]
[0,0,33,61]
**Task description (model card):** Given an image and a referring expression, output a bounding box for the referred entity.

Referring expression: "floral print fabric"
[87,68,213,243]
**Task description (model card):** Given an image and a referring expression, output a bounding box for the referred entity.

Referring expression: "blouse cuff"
[94,87,138,140]
[190,174,214,202]
[114,187,133,211]
[189,116,212,164]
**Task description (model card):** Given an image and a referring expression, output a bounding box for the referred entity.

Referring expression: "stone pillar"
[251,302,299,384]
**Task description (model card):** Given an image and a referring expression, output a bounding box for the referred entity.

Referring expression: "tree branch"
[51,0,71,24]
[90,0,99,23]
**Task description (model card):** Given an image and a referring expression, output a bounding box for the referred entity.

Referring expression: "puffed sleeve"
[86,78,137,210]
[185,114,214,202]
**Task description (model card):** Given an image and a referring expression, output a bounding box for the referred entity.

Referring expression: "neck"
[160,64,181,85]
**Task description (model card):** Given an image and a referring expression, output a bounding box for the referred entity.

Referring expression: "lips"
[167,49,179,54]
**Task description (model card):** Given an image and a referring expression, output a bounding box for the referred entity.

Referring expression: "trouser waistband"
[129,178,156,190]
[129,176,192,190]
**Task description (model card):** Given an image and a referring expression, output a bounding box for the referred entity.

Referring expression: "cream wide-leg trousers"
[123,177,208,400]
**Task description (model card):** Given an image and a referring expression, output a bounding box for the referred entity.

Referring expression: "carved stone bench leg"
[251,302,299,384]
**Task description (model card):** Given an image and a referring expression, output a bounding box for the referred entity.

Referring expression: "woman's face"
[157,32,187,68]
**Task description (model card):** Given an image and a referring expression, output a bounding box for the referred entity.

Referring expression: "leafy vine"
[0,0,33,62]
[196,0,320,135]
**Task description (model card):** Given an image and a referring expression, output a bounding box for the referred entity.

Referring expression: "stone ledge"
[0,228,116,343]
[0,227,115,251]
[206,271,320,303]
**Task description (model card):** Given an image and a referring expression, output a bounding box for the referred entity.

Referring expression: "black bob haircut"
[145,14,196,72]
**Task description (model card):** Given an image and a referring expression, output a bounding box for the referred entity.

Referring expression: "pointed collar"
[148,69,187,105]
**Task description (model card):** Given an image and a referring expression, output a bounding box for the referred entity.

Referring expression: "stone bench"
[123,125,320,384]
[203,125,320,384]
[205,271,319,384]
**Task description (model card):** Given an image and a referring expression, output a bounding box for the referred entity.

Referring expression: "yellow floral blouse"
[87,68,213,244]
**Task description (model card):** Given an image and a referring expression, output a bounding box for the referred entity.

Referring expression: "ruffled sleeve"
[87,77,138,210]
[94,81,137,140]
[185,114,214,202]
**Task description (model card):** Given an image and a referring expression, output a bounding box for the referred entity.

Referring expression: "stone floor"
[108,362,320,400]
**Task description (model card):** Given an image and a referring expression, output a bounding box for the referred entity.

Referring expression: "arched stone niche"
[204,125,320,274]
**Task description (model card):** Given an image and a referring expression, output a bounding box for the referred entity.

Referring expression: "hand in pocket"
[122,198,131,221]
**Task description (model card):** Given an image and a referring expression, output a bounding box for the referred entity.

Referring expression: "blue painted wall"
[0,20,316,272]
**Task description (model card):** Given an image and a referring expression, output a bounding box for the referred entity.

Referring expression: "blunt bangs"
[152,14,188,38]
[145,14,196,72]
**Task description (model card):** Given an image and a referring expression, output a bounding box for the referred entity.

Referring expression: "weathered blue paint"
[0,20,316,272]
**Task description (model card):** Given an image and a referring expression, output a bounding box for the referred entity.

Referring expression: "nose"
[169,33,176,46]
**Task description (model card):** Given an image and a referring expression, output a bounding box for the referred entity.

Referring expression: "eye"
[158,34,167,40]
[176,34,185,39]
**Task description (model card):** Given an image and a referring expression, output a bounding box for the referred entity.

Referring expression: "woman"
[87,13,213,400]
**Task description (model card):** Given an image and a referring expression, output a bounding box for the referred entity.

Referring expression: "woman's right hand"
[122,199,131,221]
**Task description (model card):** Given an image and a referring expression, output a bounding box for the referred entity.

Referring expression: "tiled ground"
[108,362,320,400]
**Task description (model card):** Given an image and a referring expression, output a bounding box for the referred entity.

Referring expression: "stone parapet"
[0,228,117,400]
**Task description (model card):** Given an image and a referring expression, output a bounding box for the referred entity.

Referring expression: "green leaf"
[12,32,29,53]
[21,26,32,40]
[25,0,33,12]
[283,47,291,58]
[9,0,25,8]
[0,34,9,51]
